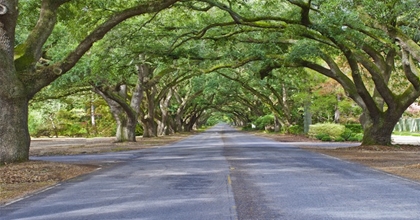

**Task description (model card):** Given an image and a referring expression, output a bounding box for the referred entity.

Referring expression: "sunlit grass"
[393,132,420,137]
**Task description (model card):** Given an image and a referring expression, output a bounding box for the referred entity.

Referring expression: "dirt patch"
[247,132,320,142]
[309,145,420,182]
[0,133,191,205]
[29,135,189,156]
[268,134,320,142]
[0,161,98,205]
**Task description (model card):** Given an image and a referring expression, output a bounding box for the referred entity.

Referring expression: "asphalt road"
[2,124,420,219]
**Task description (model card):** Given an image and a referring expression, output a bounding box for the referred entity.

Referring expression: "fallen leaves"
[0,161,98,204]
[0,161,97,184]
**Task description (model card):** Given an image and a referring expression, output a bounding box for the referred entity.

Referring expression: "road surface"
[2,124,420,219]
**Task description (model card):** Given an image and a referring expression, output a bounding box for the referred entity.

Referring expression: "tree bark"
[360,111,401,146]
[158,89,173,135]
[141,92,158,137]
[95,86,137,142]
[0,97,31,164]
[0,1,30,164]
[303,95,312,134]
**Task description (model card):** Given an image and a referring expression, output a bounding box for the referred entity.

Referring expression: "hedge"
[308,123,346,141]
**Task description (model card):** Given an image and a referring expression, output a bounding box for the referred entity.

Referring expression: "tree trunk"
[158,90,172,135]
[106,99,137,142]
[175,114,183,133]
[113,112,137,142]
[0,2,28,164]
[143,86,158,137]
[303,99,312,134]
[184,112,200,132]
[274,114,281,132]
[0,98,31,164]
[334,94,341,123]
[90,93,97,135]
[360,111,401,146]
[95,87,137,142]
[141,117,158,137]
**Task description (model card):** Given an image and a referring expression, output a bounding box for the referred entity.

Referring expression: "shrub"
[321,136,332,141]
[315,133,330,141]
[253,115,274,130]
[334,137,345,142]
[344,124,363,133]
[136,124,143,136]
[288,125,303,135]
[348,133,364,142]
[242,124,254,131]
[309,123,345,141]
[340,128,354,140]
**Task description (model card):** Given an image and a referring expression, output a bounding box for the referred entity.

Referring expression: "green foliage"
[11,0,419,151]
[288,125,303,135]
[340,128,354,141]
[136,124,143,136]
[344,124,363,134]
[55,110,87,137]
[308,123,345,141]
[92,104,116,137]
[315,133,332,142]
[338,101,363,123]
[287,40,323,62]
[29,108,87,137]
[309,123,363,142]
[29,93,116,138]
[253,115,274,130]
[339,127,363,142]
[348,133,364,142]
[28,111,51,137]
[310,94,337,123]
[205,113,230,126]
[242,124,253,131]
[334,137,345,142]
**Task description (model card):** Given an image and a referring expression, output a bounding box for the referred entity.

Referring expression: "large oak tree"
[0,0,179,164]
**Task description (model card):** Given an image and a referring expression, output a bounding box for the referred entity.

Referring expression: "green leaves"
[20,0,420,137]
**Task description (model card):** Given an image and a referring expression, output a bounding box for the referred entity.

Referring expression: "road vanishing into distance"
[2,124,420,219]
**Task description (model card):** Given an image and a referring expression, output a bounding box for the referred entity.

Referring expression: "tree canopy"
[0,0,419,164]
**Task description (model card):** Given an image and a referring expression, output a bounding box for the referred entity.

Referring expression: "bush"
[59,122,86,137]
[288,125,304,135]
[309,123,345,141]
[348,133,364,142]
[31,127,52,138]
[345,124,363,133]
[253,115,274,130]
[338,127,364,142]
[315,133,330,141]
[334,137,345,142]
[340,128,353,140]
[136,124,143,136]
[321,136,332,141]
[242,124,254,131]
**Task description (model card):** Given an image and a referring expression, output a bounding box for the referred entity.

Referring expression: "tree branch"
[402,49,420,90]
[15,0,70,71]
[25,0,179,97]
[31,86,92,102]
[353,49,396,108]
[59,0,179,74]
